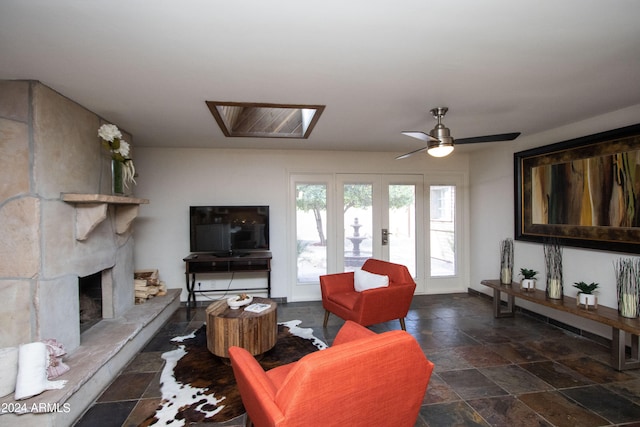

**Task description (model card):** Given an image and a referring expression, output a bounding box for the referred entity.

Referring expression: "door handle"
[382,229,392,245]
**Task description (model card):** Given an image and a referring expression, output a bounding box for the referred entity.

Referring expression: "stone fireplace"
[0,80,179,425]
[0,80,140,352]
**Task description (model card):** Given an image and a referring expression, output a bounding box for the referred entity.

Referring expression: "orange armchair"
[320,258,416,330]
[229,320,434,427]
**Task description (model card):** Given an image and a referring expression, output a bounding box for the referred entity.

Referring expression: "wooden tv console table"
[481,279,640,371]
[184,251,271,319]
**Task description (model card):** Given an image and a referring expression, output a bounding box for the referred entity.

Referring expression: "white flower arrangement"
[98,124,136,188]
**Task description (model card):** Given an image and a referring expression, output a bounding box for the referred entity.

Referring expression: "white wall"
[469,103,640,338]
[132,148,469,302]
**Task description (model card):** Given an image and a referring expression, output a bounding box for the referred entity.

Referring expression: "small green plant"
[520,268,538,280]
[573,281,599,294]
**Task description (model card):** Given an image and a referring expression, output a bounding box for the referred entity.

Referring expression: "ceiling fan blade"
[455,132,521,145]
[395,146,428,160]
[401,131,439,142]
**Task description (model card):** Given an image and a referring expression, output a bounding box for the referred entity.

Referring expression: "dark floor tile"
[122,397,162,427]
[425,347,474,372]
[456,345,511,368]
[487,341,549,364]
[606,379,640,405]
[74,401,138,427]
[458,327,513,344]
[188,318,207,330]
[480,365,554,394]
[519,360,593,389]
[97,372,157,402]
[141,332,183,352]
[525,337,586,360]
[155,320,192,337]
[420,401,490,427]
[518,391,609,427]
[557,356,635,384]
[561,385,640,424]
[406,306,443,321]
[141,370,162,399]
[123,351,165,373]
[468,395,553,427]
[405,316,459,333]
[561,334,610,358]
[439,368,508,400]
[419,329,479,349]
[424,373,462,404]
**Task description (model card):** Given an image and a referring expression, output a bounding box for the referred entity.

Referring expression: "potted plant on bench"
[520,268,538,291]
[573,281,599,309]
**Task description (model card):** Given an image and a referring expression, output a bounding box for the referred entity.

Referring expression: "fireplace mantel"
[63,193,149,240]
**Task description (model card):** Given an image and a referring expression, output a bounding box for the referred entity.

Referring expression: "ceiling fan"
[396,107,521,159]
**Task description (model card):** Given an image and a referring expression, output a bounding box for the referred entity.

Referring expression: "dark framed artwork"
[514,123,640,254]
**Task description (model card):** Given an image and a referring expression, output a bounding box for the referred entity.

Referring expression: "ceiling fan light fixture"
[427,139,454,157]
[427,123,454,157]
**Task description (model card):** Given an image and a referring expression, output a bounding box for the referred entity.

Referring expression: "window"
[295,183,328,283]
[430,185,455,276]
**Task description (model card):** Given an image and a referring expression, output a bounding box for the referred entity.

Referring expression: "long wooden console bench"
[481,279,640,371]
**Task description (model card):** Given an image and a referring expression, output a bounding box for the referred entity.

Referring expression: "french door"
[290,172,465,301]
[291,174,424,300]
[336,174,423,290]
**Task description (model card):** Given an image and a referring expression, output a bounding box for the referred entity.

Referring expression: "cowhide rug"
[140,320,327,426]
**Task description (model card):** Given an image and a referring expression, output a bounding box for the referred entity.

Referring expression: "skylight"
[206,101,325,139]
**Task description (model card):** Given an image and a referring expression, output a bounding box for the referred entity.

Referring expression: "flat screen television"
[189,206,269,255]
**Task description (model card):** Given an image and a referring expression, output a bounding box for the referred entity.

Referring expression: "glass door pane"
[343,183,373,271]
[296,183,327,282]
[430,185,456,276]
[388,184,416,276]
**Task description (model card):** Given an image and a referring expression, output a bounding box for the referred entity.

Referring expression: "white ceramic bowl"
[227,295,253,309]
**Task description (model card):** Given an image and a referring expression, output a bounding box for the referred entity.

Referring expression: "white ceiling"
[2,1,640,156]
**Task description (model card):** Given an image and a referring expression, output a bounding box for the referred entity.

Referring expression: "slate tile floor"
[74,293,640,427]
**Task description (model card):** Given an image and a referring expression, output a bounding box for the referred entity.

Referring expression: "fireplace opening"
[79,271,103,333]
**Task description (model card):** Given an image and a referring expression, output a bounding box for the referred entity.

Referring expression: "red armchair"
[229,320,434,427]
[320,258,416,330]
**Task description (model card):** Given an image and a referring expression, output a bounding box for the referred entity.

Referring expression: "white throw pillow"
[354,269,389,292]
[0,347,19,397]
[14,342,67,400]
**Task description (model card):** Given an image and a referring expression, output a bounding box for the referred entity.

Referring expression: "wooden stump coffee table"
[206,296,277,358]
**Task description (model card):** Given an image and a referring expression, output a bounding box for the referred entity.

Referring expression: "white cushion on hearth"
[14,342,67,400]
[0,347,18,397]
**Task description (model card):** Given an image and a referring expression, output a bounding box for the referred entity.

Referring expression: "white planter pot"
[521,279,536,291]
[578,293,597,309]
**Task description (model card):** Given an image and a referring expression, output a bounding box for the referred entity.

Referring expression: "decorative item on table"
[543,239,563,299]
[499,238,514,285]
[573,281,598,309]
[615,257,639,318]
[519,268,538,291]
[244,303,271,313]
[98,124,136,195]
[227,293,253,309]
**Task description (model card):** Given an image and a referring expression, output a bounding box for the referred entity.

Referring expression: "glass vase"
[111,159,124,195]
[499,239,513,285]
